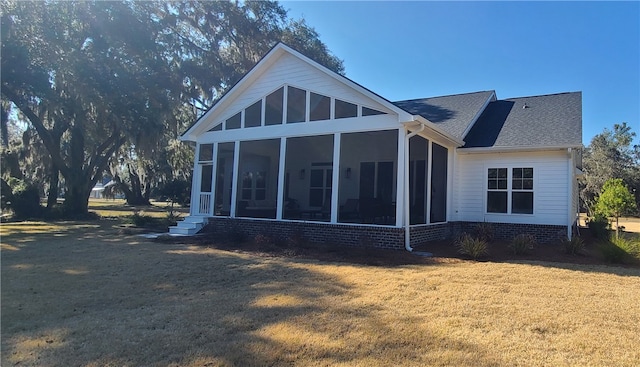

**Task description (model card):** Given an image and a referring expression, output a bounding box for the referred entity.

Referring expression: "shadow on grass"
[1,220,503,366]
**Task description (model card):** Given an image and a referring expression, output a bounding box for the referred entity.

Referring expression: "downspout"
[567,148,573,240]
[404,123,425,251]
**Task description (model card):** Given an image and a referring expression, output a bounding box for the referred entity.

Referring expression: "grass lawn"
[2,218,640,366]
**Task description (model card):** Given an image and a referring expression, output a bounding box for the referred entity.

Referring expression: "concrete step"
[169,216,208,236]
[168,226,198,236]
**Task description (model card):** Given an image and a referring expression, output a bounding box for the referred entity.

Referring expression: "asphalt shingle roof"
[393,91,495,140]
[463,92,582,148]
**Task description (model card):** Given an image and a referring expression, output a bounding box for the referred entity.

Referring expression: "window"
[198,144,213,162]
[265,87,284,125]
[512,168,533,214]
[226,112,241,130]
[241,171,266,200]
[286,86,306,123]
[245,100,262,127]
[334,99,357,119]
[310,92,330,121]
[362,106,385,116]
[487,168,507,213]
[309,167,332,207]
[486,167,533,214]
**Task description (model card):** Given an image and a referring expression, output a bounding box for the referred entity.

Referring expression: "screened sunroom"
[190,82,452,229]
[178,43,461,249]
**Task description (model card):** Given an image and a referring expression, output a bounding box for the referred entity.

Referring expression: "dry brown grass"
[87,198,188,218]
[2,220,640,366]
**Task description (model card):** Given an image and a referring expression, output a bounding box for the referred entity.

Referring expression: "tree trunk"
[113,172,151,206]
[46,163,59,208]
[62,176,91,216]
[1,103,9,148]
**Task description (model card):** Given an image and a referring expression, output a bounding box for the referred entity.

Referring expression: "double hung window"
[487,167,533,214]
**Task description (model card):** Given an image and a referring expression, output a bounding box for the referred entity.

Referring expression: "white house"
[171,43,582,251]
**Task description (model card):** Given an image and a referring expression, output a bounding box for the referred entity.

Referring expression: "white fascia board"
[183,43,411,141]
[282,45,414,118]
[457,144,583,154]
[181,45,289,141]
[195,114,399,143]
[404,116,464,147]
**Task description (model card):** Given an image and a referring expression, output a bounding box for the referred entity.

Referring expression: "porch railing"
[198,193,212,215]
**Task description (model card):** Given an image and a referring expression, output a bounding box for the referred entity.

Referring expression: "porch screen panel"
[359,162,375,199]
[200,165,213,192]
[283,135,334,221]
[430,143,448,223]
[339,130,398,225]
[236,139,280,219]
[214,142,234,216]
[409,136,428,225]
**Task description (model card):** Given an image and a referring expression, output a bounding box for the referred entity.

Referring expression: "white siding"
[453,150,571,226]
[202,53,394,132]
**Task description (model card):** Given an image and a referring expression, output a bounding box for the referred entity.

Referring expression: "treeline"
[0,0,343,218]
[581,122,640,217]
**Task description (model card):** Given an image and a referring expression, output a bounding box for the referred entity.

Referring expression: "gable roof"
[463,92,582,149]
[182,43,420,141]
[393,91,495,141]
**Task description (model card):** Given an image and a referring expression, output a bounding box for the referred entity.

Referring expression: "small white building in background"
[171,43,582,250]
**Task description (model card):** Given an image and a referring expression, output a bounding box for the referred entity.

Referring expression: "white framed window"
[486,167,533,214]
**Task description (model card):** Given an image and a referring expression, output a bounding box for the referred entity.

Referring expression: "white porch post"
[396,127,405,227]
[426,140,433,224]
[230,141,240,217]
[567,148,573,240]
[276,137,287,220]
[331,133,341,223]
[210,142,219,216]
[189,143,201,216]
[446,145,454,222]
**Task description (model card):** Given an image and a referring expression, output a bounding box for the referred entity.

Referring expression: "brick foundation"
[450,221,568,244]
[202,218,406,250]
[201,218,569,249]
[409,223,451,246]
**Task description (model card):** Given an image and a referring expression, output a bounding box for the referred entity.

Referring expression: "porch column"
[210,142,219,216]
[446,146,454,222]
[426,140,433,224]
[189,143,201,216]
[276,137,287,220]
[230,141,240,217]
[396,127,405,227]
[331,133,341,223]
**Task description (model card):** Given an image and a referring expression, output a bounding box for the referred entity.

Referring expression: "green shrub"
[609,234,640,260]
[6,178,43,219]
[509,234,536,255]
[562,236,585,255]
[455,233,488,260]
[473,222,494,242]
[164,211,181,227]
[127,212,157,228]
[598,242,628,264]
[587,213,610,240]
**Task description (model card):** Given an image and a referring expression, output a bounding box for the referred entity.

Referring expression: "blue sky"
[282,1,640,146]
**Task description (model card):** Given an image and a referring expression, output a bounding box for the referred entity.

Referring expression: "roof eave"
[457,144,583,154]
[406,116,465,147]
